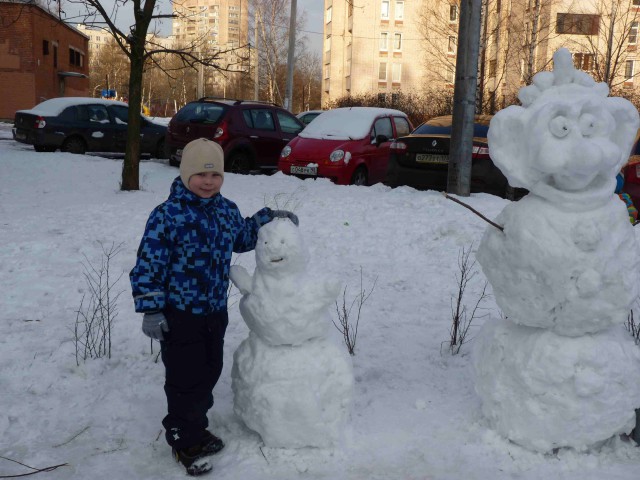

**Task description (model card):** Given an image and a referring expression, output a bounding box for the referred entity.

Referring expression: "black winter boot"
[200,430,225,455]
[172,445,213,476]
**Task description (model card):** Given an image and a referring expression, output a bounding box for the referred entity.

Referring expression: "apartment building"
[172,0,249,95]
[322,0,431,105]
[323,0,640,110]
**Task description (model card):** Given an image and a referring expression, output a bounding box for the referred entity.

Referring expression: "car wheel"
[34,145,56,152]
[227,152,253,174]
[350,166,368,186]
[62,137,86,154]
[156,139,169,160]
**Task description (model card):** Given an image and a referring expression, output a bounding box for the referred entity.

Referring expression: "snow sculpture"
[474,48,640,452]
[230,218,354,448]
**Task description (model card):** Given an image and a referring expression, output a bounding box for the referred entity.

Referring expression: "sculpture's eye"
[549,116,570,138]
[578,113,598,137]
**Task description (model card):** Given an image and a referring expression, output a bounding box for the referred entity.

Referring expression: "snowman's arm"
[229,265,253,295]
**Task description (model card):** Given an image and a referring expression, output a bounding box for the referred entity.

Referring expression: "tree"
[573,0,640,89]
[61,0,249,190]
[251,0,310,109]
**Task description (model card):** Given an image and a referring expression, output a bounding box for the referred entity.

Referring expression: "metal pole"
[254,9,260,101]
[447,0,483,197]
[604,2,616,84]
[284,0,297,111]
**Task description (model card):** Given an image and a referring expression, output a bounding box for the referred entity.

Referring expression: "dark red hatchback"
[166,98,304,173]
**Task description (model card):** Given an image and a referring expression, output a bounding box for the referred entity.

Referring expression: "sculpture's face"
[255,218,308,275]
[528,97,620,194]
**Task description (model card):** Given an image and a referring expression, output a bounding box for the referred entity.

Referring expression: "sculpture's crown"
[518,48,609,107]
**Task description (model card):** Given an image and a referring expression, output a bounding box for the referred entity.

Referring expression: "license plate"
[416,153,448,164]
[290,165,317,175]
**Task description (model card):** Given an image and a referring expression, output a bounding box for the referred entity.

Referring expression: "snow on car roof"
[299,107,408,140]
[17,97,129,116]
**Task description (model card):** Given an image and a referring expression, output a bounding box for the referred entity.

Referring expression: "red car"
[278,107,412,186]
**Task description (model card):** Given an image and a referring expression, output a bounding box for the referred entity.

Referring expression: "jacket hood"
[169,177,222,207]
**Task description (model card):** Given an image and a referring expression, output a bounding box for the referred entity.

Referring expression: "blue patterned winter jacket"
[130,177,272,315]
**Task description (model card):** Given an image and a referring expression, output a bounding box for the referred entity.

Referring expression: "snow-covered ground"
[1,121,639,479]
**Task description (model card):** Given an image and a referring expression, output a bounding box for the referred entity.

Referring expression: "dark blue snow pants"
[159,306,228,450]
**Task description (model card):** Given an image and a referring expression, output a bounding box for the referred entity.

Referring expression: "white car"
[296,110,324,126]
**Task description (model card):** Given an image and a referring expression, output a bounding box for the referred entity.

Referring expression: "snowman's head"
[255,218,308,276]
[488,48,640,209]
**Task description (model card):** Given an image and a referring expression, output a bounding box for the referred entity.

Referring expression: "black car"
[385,115,523,198]
[13,97,168,158]
[166,97,305,173]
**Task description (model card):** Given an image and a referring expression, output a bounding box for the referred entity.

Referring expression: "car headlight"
[281,145,291,158]
[330,149,345,162]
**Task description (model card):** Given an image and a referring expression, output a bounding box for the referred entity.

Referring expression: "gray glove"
[271,210,299,226]
[142,311,169,341]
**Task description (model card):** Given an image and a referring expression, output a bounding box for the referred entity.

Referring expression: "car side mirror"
[375,134,389,146]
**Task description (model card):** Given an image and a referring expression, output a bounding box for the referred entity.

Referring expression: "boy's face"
[188,171,223,198]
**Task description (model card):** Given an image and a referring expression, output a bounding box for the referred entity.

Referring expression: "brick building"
[0,1,89,120]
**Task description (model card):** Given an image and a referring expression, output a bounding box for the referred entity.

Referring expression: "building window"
[450,5,459,23]
[489,59,497,77]
[326,6,332,24]
[392,63,402,82]
[395,1,404,20]
[378,93,387,103]
[573,52,595,71]
[325,35,331,51]
[630,22,639,44]
[446,66,455,84]
[634,0,640,6]
[381,0,390,19]
[43,40,49,55]
[380,32,389,50]
[556,13,600,35]
[324,65,330,79]
[626,60,635,80]
[379,62,387,81]
[448,36,456,53]
[394,33,402,50]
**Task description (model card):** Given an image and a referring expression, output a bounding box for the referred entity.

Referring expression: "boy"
[130,138,297,476]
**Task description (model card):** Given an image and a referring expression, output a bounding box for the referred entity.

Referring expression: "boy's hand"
[142,312,170,341]
[270,210,299,226]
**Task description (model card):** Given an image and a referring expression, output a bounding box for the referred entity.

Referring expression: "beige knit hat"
[179,138,225,188]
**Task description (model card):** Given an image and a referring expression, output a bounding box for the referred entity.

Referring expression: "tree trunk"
[121,48,144,190]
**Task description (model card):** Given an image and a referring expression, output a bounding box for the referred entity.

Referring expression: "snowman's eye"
[264,241,268,244]
[280,240,285,244]
[578,113,598,137]
[549,116,570,138]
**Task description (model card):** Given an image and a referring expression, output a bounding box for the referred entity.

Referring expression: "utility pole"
[284,0,297,111]
[254,9,260,101]
[447,0,482,197]
[604,2,617,85]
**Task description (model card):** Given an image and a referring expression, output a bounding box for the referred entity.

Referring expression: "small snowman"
[229,218,354,448]
[474,48,640,452]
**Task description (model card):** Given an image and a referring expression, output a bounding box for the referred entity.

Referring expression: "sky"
[1,117,640,479]
[63,0,324,55]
